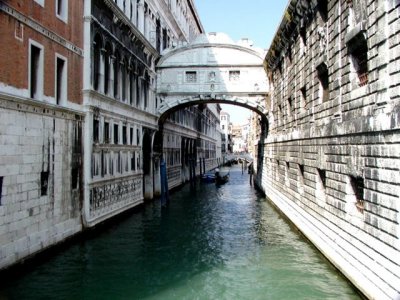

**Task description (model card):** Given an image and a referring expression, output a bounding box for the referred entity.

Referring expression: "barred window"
[185,71,197,83]
[229,70,240,81]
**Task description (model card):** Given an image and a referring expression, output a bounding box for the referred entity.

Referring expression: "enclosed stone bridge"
[156,32,269,127]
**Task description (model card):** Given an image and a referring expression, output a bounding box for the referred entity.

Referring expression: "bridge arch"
[156,32,270,134]
[158,94,268,129]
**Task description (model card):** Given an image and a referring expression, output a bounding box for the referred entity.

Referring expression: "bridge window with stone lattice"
[229,70,240,81]
[185,71,197,83]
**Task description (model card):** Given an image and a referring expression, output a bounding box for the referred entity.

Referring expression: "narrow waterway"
[1,165,361,300]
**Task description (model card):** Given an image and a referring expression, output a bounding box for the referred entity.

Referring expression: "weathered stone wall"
[261,0,400,299]
[0,96,83,270]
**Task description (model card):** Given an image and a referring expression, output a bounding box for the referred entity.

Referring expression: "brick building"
[0,1,84,269]
[261,0,400,298]
[0,0,220,270]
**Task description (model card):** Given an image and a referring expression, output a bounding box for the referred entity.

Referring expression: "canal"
[0,165,361,300]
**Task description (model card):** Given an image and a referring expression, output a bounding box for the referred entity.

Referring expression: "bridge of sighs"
[143,32,269,200]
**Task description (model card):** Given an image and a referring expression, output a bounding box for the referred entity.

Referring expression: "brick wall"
[0,1,83,104]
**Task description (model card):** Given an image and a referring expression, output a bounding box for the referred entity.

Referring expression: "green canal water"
[0,165,361,300]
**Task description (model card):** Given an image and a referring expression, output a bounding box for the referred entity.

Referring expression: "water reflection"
[0,165,361,300]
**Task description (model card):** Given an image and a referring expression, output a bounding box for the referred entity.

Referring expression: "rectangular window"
[55,56,67,105]
[40,171,49,196]
[122,126,127,145]
[71,168,79,189]
[117,152,121,173]
[347,33,369,87]
[298,164,305,187]
[136,128,140,145]
[131,152,136,171]
[104,122,110,143]
[0,176,3,205]
[350,176,365,212]
[300,86,307,110]
[29,42,44,100]
[317,0,328,22]
[299,164,305,178]
[287,97,293,115]
[130,127,134,145]
[34,0,45,7]
[56,0,68,22]
[93,119,99,143]
[185,71,197,83]
[317,168,326,190]
[114,124,119,144]
[229,70,240,81]
[317,63,329,102]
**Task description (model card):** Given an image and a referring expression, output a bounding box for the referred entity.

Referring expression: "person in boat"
[214,168,220,178]
[248,163,254,185]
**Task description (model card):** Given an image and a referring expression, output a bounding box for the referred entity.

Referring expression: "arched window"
[93,34,103,91]
[129,58,135,105]
[121,57,127,102]
[144,72,149,109]
[104,42,112,95]
[113,51,120,99]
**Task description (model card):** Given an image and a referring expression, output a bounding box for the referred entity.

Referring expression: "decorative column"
[109,55,115,98]
[99,48,106,94]
[137,0,144,34]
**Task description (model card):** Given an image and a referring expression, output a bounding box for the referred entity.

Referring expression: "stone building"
[0,0,222,271]
[0,1,84,270]
[156,32,268,179]
[82,0,213,227]
[261,0,400,298]
[220,111,232,155]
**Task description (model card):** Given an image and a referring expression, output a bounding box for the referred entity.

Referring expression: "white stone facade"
[0,96,83,270]
[0,0,220,271]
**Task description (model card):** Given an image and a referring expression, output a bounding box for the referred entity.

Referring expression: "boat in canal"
[215,167,230,184]
[201,172,216,183]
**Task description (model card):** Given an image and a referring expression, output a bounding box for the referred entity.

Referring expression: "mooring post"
[160,159,169,206]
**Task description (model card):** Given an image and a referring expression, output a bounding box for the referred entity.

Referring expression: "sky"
[195,0,289,124]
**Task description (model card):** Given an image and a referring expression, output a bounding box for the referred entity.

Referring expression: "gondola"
[215,168,230,185]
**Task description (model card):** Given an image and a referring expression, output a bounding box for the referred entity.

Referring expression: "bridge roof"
[158,32,267,67]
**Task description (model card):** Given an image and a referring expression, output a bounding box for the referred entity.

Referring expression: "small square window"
[229,70,240,81]
[185,71,197,83]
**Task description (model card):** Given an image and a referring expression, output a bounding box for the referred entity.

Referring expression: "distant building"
[220,111,232,154]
